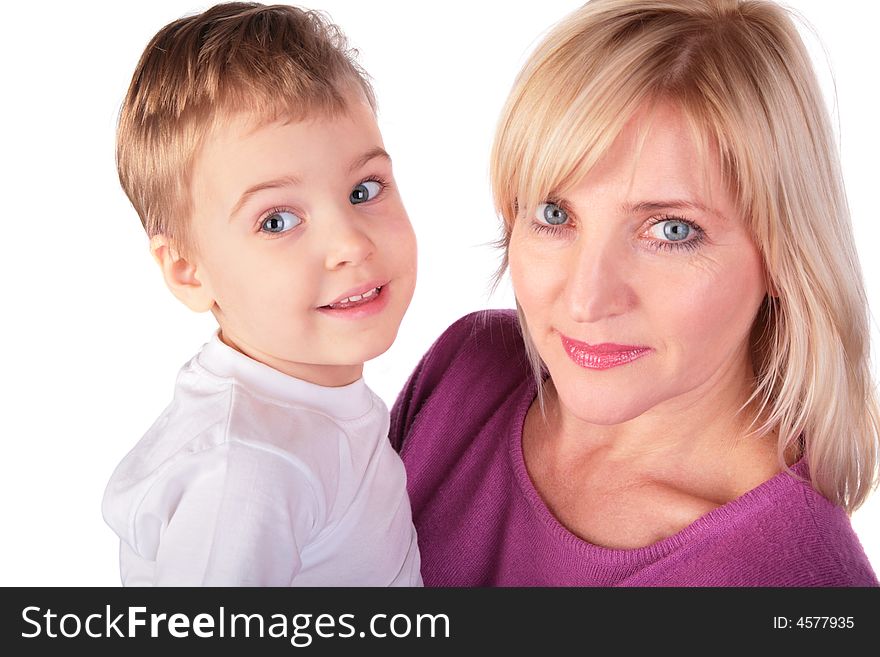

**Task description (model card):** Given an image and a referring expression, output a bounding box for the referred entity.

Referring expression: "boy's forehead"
[212,85,377,138]
[190,96,384,203]
[206,97,380,154]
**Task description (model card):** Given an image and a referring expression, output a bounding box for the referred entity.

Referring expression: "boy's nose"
[323,212,375,270]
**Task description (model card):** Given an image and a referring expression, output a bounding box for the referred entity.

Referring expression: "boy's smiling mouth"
[329,285,380,306]
[322,286,381,309]
[319,281,388,312]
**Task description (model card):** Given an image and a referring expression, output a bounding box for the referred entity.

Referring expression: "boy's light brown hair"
[117,2,376,254]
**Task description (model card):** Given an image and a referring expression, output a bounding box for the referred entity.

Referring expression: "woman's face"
[508,103,768,425]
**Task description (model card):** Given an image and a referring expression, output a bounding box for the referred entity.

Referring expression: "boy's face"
[187,97,417,386]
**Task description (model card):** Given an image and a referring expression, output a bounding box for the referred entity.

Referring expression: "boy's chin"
[345,334,398,365]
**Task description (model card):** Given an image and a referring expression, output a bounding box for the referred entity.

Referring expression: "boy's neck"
[218,330,364,388]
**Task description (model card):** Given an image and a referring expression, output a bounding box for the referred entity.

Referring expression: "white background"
[0,0,877,586]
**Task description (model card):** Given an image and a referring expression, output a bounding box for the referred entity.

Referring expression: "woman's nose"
[322,208,375,270]
[564,237,636,323]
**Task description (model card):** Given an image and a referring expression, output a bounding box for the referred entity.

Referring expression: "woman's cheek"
[509,234,559,313]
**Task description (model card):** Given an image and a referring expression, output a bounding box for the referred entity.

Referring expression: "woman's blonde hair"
[490,0,879,512]
[117,2,375,255]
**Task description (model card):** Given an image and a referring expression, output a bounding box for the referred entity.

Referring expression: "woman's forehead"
[550,103,733,211]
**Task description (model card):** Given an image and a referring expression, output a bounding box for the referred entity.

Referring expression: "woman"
[391,0,879,586]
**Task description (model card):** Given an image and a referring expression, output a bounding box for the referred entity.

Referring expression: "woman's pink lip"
[560,334,652,370]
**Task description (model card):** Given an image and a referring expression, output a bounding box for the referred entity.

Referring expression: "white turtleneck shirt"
[102,333,422,586]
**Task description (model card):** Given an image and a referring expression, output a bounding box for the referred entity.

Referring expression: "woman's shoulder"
[407,309,528,386]
[697,465,879,586]
[389,309,532,452]
[429,308,525,358]
[783,474,879,585]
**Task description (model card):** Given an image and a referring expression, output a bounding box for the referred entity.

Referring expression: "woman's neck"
[521,362,785,548]
[532,361,781,502]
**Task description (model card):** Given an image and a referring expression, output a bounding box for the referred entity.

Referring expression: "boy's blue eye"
[260,210,302,234]
[536,202,568,225]
[350,180,382,205]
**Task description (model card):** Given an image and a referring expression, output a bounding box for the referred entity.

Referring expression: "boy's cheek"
[392,219,418,259]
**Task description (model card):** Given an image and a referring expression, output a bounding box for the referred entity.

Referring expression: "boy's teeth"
[329,287,379,308]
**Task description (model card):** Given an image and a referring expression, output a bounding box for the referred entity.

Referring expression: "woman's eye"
[350,180,382,205]
[648,219,692,242]
[260,210,302,234]
[535,202,569,225]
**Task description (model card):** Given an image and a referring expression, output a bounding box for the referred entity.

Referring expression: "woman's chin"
[551,384,656,427]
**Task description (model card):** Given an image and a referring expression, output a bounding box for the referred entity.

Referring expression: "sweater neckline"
[194,332,374,421]
[507,376,807,567]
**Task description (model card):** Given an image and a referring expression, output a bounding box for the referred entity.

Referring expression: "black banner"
[2,587,876,653]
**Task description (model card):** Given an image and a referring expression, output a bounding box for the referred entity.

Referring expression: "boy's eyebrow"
[228,148,391,220]
[349,147,391,173]
[230,175,300,220]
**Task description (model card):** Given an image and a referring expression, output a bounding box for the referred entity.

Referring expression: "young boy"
[102,2,421,586]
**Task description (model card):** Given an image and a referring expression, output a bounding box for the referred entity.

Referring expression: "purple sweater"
[390,310,878,586]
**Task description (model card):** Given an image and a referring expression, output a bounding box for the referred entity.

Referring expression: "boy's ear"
[149,235,215,313]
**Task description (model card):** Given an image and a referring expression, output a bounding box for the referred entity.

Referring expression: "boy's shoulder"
[101,345,357,555]
[104,344,359,488]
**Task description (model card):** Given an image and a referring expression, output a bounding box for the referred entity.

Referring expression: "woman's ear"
[149,235,215,313]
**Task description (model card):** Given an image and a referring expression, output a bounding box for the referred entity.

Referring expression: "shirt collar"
[196,332,374,420]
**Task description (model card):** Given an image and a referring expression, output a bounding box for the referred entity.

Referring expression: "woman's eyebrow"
[622,199,728,221]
